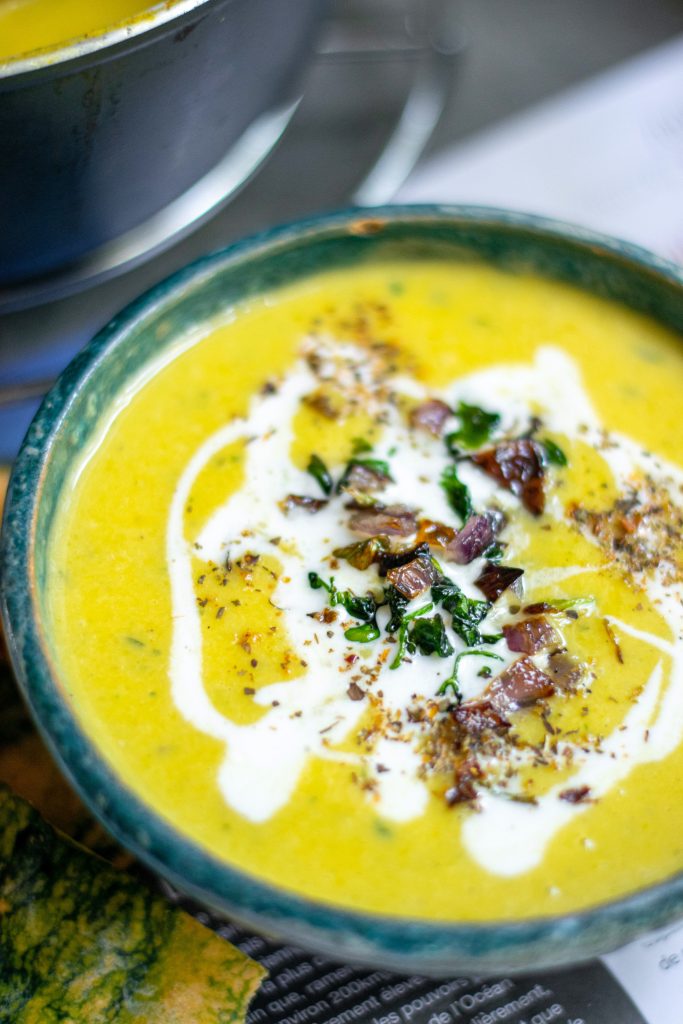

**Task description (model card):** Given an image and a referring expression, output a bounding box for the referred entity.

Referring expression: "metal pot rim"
[0,0,227,81]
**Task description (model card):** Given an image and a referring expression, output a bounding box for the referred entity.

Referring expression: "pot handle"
[317,0,465,206]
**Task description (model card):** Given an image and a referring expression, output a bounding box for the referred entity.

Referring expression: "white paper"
[602,920,683,1024]
[399,35,683,265]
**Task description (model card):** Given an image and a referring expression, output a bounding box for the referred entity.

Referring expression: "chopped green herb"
[307,454,333,495]
[440,464,473,524]
[444,433,463,459]
[308,572,377,622]
[551,596,594,612]
[437,677,462,701]
[480,632,504,644]
[308,570,332,593]
[310,571,381,642]
[432,575,491,646]
[478,665,493,678]
[351,437,373,455]
[437,648,504,697]
[409,614,454,658]
[342,592,378,622]
[345,622,381,643]
[541,438,568,466]
[384,585,409,633]
[483,541,504,563]
[487,786,538,805]
[337,457,393,493]
[448,401,501,450]
[390,602,433,670]
[354,457,391,477]
[430,552,444,575]
[343,488,379,507]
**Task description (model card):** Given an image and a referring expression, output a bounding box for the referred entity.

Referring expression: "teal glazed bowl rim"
[2,205,683,975]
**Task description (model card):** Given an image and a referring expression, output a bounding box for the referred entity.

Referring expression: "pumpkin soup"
[47,262,683,921]
[0,0,169,61]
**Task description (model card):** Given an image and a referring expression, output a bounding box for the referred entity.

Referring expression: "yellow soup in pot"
[47,261,683,921]
[0,0,167,61]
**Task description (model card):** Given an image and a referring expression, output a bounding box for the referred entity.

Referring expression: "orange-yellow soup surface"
[0,0,168,61]
[48,262,683,921]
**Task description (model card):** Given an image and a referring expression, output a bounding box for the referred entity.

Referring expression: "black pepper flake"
[216,607,225,619]
[243,686,255,695]
[603,619,624,663]
[250,658,258,668]
[559,785,591,804]
[347,682,365,701]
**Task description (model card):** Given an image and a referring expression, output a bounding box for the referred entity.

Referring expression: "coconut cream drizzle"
[166,341,683,875]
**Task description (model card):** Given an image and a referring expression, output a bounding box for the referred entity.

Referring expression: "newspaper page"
[195,912,667,1024]
[225,37,683,1024]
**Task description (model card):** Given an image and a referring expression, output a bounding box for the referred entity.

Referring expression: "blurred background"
[1,0,682,462]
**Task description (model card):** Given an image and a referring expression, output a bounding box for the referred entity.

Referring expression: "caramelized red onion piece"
[378,541,430,575]
[348,505,417,537]
[547,650,586,692]
[444,758,483,806]
[475,562,524,602]
[343,462,391,493]
[487,657,555,711]
[452,700,511,737]
[416,518,457,550]
[503,617,559,654]
[472,439,546,516]
[409,398,452,436]
[280,494,328,514]
[386,556,439,599]
[444,514,495,565]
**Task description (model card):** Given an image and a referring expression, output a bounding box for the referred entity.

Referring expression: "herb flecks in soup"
[49,263,683,921]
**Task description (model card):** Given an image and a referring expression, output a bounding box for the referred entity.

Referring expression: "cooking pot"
[0,0,323,285]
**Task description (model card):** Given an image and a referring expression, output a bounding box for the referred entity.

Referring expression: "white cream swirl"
[166,342,683,875]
